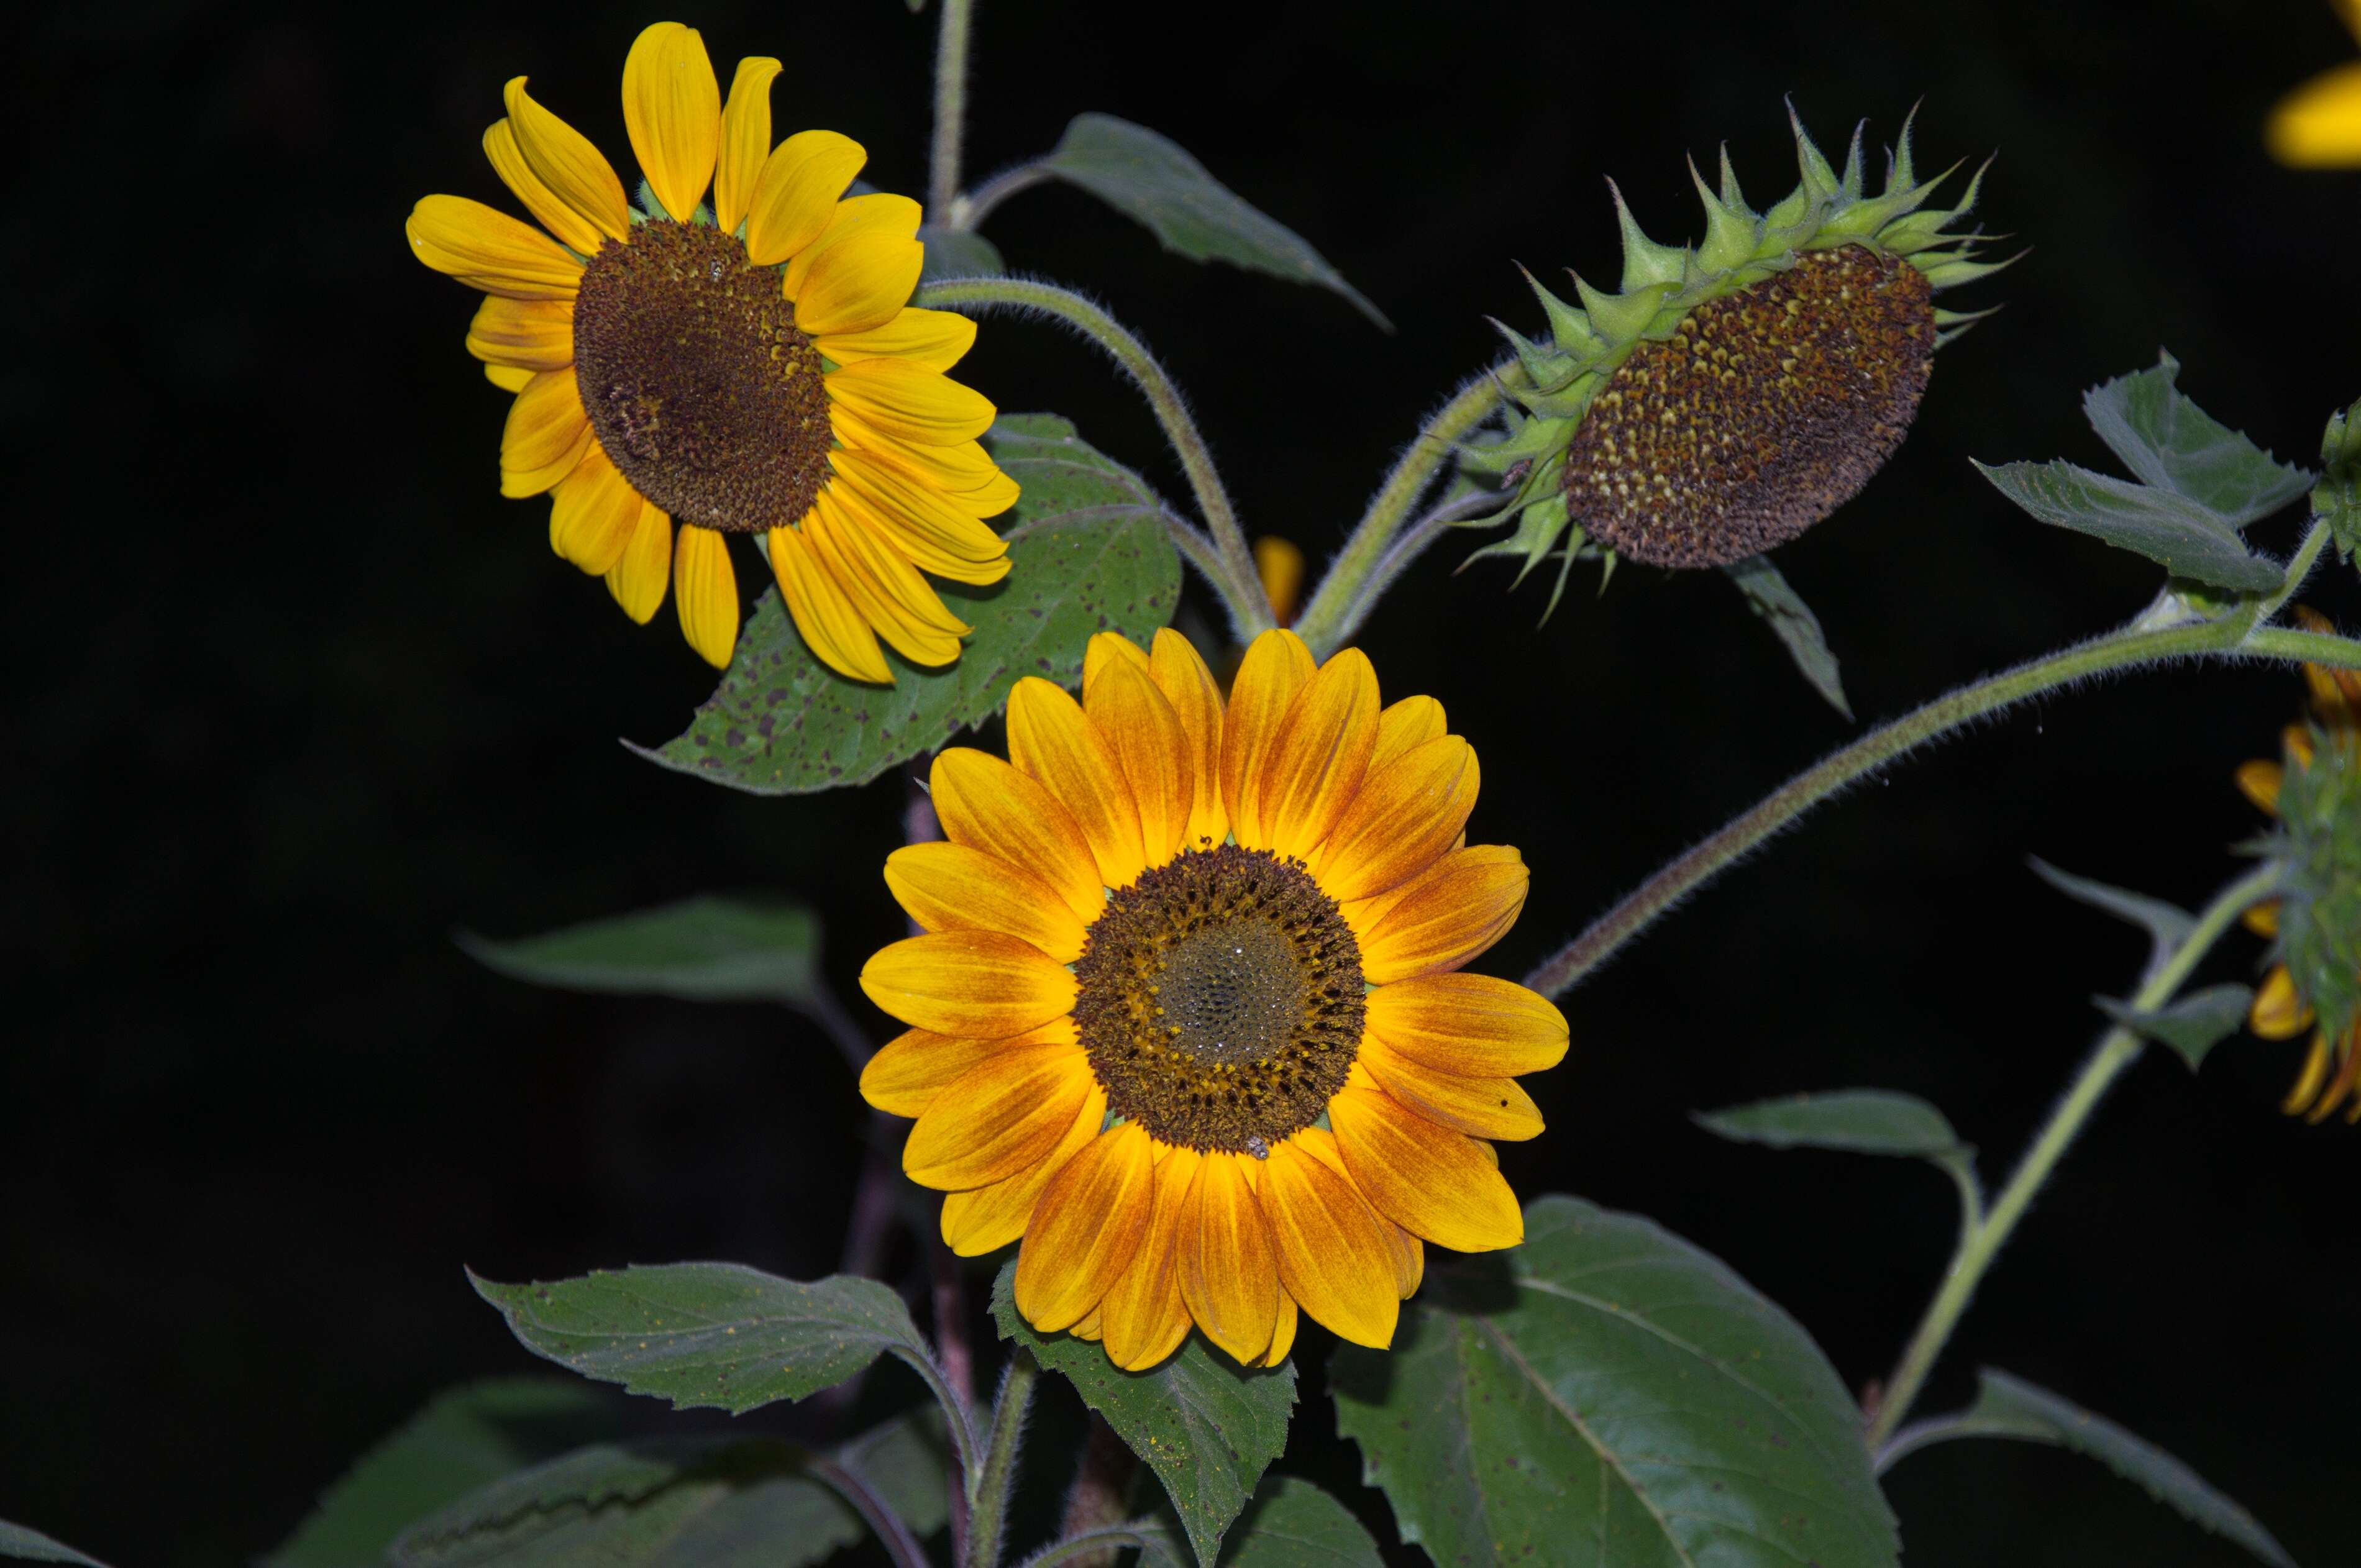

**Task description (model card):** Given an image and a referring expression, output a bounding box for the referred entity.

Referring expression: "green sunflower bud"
[2270,700,2361,1057]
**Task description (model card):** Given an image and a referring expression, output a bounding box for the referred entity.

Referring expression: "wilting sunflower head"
[1465,106,2007,605]
[856,629,1568,1369]
[2238,607,2361,1123]
[406,21,1018,679]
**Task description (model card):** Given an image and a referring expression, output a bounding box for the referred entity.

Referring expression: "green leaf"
[643,414,1179,795]
[990,1262,1296,1567]
[1101,1476,1385,1568]
[2029,859,2196,952]
[1722,554,1852,719]
[2097,983,2255,1070]
[918,224,1005,281]
[470,1265,940,1417]
[459,898,819,1006]
[267,1378,622,1568]
[1973,459,2285,592]
[836,1408,955,1538]
[2317,395,2361,563]
[1333,1195,1898,1568]
[2081,353,2314,527]
[0,1523,108,1568]
[1890,1369,2295,1568]
[1036,114,1388,329]
[1694,1089,1966,1159]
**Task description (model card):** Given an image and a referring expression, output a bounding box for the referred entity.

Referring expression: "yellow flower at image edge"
[2267,0,2361,167]
[2237,609,2361,1122]
[859,629,1567,1369]
[406,22,1018,678]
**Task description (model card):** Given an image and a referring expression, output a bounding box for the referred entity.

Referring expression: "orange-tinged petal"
[406,194,583,299]
[1369,695,1446,770]
[549,444,641,575]
[1358,1034,1543,1141]
[2237,759,2284,816]
[1082,631,1154,699]
[796,229,925,337]
[1100,1145,1200,1371]
[1085,659,1192,869]
[2306,1032,2361,1123]
[500,78,631,245]
[1263,1290,1298,1367]
[1358,846,1528,984]
[1330,1085,1522,1252]
[884,841,1089,964]
[861,929,1079,1037]
[769,522,892,684]
[671,525,739,668]
[1259,648,1380,862]
[2243,900,2282,939]
[1255,536,1306,627]
[1220,629,1317,849]
[826,357,997,445]
[1258,1137,1399,1349]
[468,295,575,371]
[783,194,923,298]
[1365,972,1568,1077]
[1013,1121,1156,1332]
[2251,965,2316,1040]
[2267,60,2361,168]
[622,21,721,222]
[815,308,978,372]
[1007,677,1147,891]
[1149,629,1230,852]
[713,57,781,234]
[1177,1152,1279,1365]
[903,1040,1092,1189]
[941,1083,1105,1256]
[930,748,1107,926]
[1386,1221,1424,1298]
[861,1025,1038,1118]
[605,501,672,624]
[743,130,867,265]
[1313,736,1477,901]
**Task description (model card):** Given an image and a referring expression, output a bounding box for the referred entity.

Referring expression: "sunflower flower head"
[1465,107,2006,608]
[406,22,1018,679]
[857,629,1568,1369]
[2266,0,2361,168]
[2239,607,2361,1123]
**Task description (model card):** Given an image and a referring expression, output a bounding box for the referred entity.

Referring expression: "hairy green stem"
[915,277,1274,639]
[2247,626,2361,667]
[1015,1525,1164,1568]
[927,0,975,225]
[957,161,1051,229]
[1861,860,2283,1451]
[964,1348,1041,1568]
[1294,371,1504,656]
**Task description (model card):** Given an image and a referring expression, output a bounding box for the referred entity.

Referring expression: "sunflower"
[406,21,1017,678]
[2237,609,2361,1123]
[2267,0,2361,168]
[857,629,1566,1367]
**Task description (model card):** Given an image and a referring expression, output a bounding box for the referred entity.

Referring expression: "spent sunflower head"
[406,22,1017,679]
[1468,107,2005,603]
[2238,608,2361,1123]
[857,629,1567,1368]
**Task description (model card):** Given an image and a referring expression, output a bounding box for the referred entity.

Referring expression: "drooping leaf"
[1694,1089,1966,1159]
[470,1265,940,1418]
[1973,459,2285,591]
[0,1523,108,1568]
[267,1378,623,1568]
[2029,859,2196,953]
[1036,114,1388,329]
[2097,983,2256,1070]
[990,1263,1295,1567]
[643,414,1179,795]
[2081,353,2314,527]
[1886,1369,2295,1568]
[1722,554,1853,719]
[918,224,1005,281]
[1333,1195,1898,1568]
[458,898,819,1006]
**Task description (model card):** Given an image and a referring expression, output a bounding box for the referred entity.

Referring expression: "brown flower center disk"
[570,221,832,534]
[1075,844,1364,1154]
[1561,244,1934,569]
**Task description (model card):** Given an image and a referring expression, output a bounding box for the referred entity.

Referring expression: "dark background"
[6,0,2358,1562]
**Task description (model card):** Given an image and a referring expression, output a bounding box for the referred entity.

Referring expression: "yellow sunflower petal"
[1082,631,1155,699]
[1013,1121,1156,1332]
[1330,1084,1523,1252]
[1007,677,1148,891]
[713,57,781,234]
[768,522,892,684]
[549,444,642,575]
[2306,1032,2361,1123]
[1100,1145,1201,1371]
[1264,1290,1298,1367]
[743,130,868,265]
[1220,629,1317,849]
[1258,648,1381,862]
[2243,900,2281,939]
[500,78,632,245]
[605,501,673,624]
[1356,846,1528,984]
[2282,1031,2332,1116]
[859,930,1079,1037]
[796,229,926,337]
[783,193,923,298]
[941,1083,1105,1256]
[1258,1137,1399,1349]
[825,450,1010,575]
[621,21,721,222]
[1358,1034,1544,1142]
[2237,759,2285,815]
[903,1040,1093,1190]
[499,369,591,497]
[813,490,974,640]
[468,295,575,371]
[2251,965,2316,1040]
[803,497,966,668]
[1364,972,1568,1078]
[1149,629,1230,853]
[2268,60,2361,168]
[1387,1221,1425,1298]
[485,363,535,392]
[406,194,583,299]
[815,308,979,372]
[1084,657,1193,870]
[1313,735,1477,901]
[826,357,997,445]
[2285,726,2318,770]
[931,748,1108,926]
[672,524,739,668]
[862,1025,1033,1118]
[1178,1152,1280,1365]
[832,408,1018,516]
[884,841,1090,964]
[1370,696,1446,770]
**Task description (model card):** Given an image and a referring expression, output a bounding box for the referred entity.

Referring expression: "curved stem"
[928,0,975,225]
[957,161,1052,230]
[1294,370,1504,656]
[1861,860,2281,1450]
[1016,1525,1165,1568]
[963,1348,1041,1568]
[2246,625,2361,667]
[1320,485,1505,647]
[916,276,1273,639]
[808,1455,933,1568]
